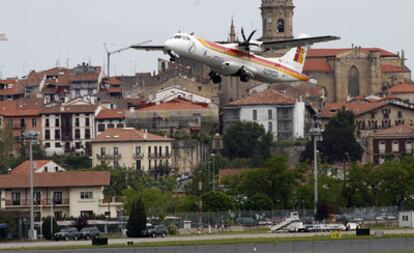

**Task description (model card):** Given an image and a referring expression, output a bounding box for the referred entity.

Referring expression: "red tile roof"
[139,98,209,111]
[0,85,24,96]
[96,109,126,120]
[387,83,414,94]
[381,64,411,73]
[103,77,123,86]
[0,160,111,189]
[227,89,296,106]
[93,128,173,143]
[0,79,18,85]
[308,48,398,58]
[108,87,122,93]
[373,125,414,137]
[0,99,43,117]
[303,58,333,72]
[40,104,98,114]
[320,101,387,118]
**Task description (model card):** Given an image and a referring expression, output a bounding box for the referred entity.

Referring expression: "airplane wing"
[262,36,340,51]
[130,45,165,51]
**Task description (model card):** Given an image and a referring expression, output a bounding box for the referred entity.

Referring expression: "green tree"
[126,198,147,238]
[244,193,274,211]
[73,216,89,231]
[201,192,234,212]
[301,110,363,163]
[223,122,273,164]
[42,216,58,240]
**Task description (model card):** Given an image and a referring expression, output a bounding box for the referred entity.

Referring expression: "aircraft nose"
[164,39,175,51]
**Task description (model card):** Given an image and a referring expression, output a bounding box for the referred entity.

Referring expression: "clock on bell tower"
[261,0,294,42]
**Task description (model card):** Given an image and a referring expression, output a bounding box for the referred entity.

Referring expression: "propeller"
[239,28,257,51]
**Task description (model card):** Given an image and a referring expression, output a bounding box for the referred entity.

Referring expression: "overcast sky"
[0,0,413,78]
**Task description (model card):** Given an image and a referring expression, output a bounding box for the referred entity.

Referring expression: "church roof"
[308,48,398,58]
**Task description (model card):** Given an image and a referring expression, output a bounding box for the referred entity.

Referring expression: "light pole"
[210,153,216,192]
[309,114,322,217]
[23,130,39,240]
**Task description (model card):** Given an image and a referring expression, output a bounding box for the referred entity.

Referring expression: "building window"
[135,146,141,155]
[98,124,105,132]
[80,211,93,217]
[268,109,273,120]
[20,118,25,128]
[403,215,409,221]
[114,160,120,169]
[32,118,37,128]
[55,130,60,139]
[12,192,20,205]
[85,129,91,139]
[54,211,63,220]
[148,146,151,156]
[55,142,62,148]
[277,19,285,33]
[252,110,257,121]
[85,118,90,127]
[392,140,400,153]
[75,118,80,127]
[117,123,124,128]
[75,142,81,149]
[268,122,273,132]
[75,129,80,139]
[406,141,413,154]
[53,192,62,204]
[101,147,106,156]
[80,192,93,200]
[379,141,386,154]
[45,142,51,148]
[45,130,50,140]
[136,160,141,171]
[398,111,403,119]
[114,147,119,156]
[107,123,115,128]
[348,66,360,98]
[33,192,41,205]
[166,146,169,156]
[55,118,60,127]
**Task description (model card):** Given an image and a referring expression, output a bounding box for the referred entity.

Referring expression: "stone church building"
[224,0,412,103]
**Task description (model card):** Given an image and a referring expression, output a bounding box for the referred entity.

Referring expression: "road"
[2,238,414,253]
[1,230,414,252]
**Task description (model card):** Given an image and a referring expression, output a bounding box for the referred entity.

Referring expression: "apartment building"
[223,89,306,140]
[95,109,126,135]
[40,98,101,156]
[0,160,120,220]
[91,128,174,176]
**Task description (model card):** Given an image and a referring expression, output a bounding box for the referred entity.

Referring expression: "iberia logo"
[294,47,305,64]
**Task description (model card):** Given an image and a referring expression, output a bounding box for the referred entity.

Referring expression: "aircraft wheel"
[212,75,222,84]
[240,73,250,82]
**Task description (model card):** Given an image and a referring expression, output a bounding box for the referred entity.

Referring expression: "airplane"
[131,29,340,84]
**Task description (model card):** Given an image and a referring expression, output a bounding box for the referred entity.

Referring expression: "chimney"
[60,106,65,112]
[143,129,147,140]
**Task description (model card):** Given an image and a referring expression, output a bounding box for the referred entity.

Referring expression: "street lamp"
[22,130,39,240]
[210,153,216,192]
[309,114,323,217]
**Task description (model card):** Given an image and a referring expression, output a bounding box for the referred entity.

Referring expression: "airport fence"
[162,206,399,228]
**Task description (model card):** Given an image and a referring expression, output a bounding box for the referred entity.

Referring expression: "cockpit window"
[174,35,182,39]
[183,36,190,41]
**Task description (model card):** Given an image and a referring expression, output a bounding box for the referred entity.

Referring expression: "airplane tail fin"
[269,34,311,73]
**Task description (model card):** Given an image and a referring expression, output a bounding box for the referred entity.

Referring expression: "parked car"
[80,227,100,240]
[142,224,167,238]
[54,227,81,241]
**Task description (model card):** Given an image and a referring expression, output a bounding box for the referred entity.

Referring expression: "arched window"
[277,19,285,33]
[348,66,360,97]
[392,140,400,153]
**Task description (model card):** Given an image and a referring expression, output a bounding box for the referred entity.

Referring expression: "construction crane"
[104,40,151,77]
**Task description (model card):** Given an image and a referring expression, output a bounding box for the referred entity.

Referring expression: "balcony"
[96,154,122,160]
[5,198,69,207]
[148,153,172,159]
[133,153,144,159]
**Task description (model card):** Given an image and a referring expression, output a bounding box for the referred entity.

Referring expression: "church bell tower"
[261,0,294,42]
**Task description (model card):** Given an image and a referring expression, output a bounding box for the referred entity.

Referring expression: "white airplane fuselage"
[164,33,310,83]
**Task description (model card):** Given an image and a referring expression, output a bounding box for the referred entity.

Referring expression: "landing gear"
[209,71,222,84]
[240,73,250,82]
[167,50,177,62]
